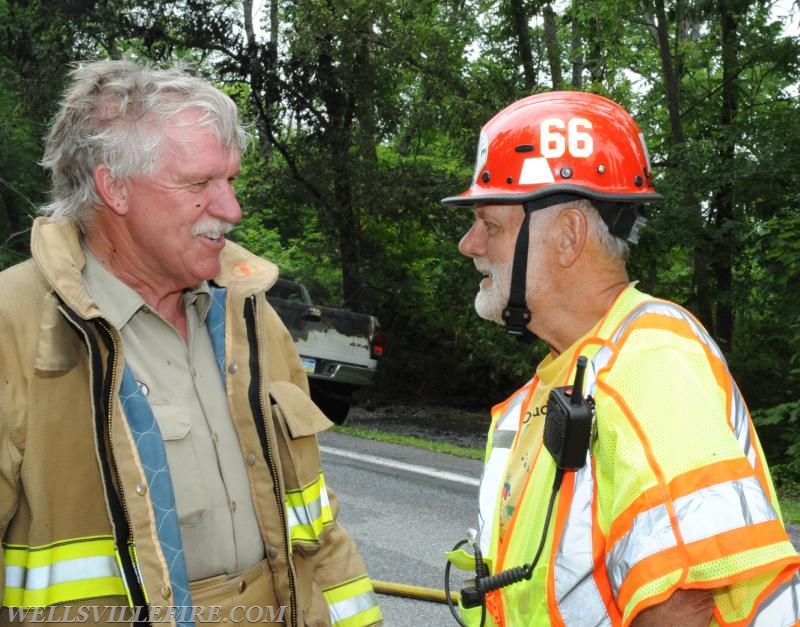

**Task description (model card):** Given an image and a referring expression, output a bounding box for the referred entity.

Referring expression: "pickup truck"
[267,278,384,424]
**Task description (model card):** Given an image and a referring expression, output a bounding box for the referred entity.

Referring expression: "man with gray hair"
[444,91,800,626]
[0,59,382,626]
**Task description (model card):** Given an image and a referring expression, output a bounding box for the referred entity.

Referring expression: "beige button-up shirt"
[82,248,264,581]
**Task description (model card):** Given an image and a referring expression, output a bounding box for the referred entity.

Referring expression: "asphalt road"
[319,430,800,626]
[319,430,481,626]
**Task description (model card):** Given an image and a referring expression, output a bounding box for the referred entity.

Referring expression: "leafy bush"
[753,400,800,489]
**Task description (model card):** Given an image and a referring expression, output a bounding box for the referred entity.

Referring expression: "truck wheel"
[310,383,353,425]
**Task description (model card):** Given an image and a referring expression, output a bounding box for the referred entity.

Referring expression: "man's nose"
[211,181,243,224]
[459,222,486,258]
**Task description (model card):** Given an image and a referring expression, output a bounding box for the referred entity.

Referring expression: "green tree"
[233,0,483,304]
[2,0,799,438]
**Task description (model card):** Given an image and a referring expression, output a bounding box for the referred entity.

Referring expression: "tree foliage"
[1,0,799,466]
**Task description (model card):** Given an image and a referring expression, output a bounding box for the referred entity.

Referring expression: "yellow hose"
[372,579,459,605]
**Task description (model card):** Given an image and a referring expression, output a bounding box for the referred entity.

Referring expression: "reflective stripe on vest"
[2,536,128,607]
[553,460,612,626]
[605,474,778,596]
[324,574,383,627]
[551,352,611,625]
[478,385,530,555]
[750,569,800,626]
[286,471,334,544]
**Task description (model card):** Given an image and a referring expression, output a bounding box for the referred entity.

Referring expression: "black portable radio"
[543,355,594,470]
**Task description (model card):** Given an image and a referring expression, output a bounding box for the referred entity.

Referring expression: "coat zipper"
[245,294,298,626]
[95,320,134,539]
[59,304,149,614]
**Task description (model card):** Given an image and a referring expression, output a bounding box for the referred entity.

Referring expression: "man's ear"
[92,165,128,216]
[555,206,588,268]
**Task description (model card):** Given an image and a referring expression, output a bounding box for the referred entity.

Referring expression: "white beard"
[473,259,512,324]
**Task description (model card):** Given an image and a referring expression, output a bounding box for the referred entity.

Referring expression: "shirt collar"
[82,246,212,329]
[185,283,212,324]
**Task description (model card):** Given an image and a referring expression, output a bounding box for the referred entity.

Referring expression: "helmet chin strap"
[502,204,536,344]
[499,196,644,342]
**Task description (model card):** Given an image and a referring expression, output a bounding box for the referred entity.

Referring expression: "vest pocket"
[151,404,210,527]
[269,381,335,550]
[269,381,332,487]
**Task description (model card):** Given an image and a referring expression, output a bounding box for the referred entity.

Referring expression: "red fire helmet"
[442,91,662,207]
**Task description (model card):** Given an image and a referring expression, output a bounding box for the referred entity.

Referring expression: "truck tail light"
[370,328,385,359]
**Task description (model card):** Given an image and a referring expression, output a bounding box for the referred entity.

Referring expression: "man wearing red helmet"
[445,92,800,626]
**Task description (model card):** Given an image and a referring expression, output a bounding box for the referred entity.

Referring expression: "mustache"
[474,259,491,273]
[192,220,235,238]
[474,259,499,275]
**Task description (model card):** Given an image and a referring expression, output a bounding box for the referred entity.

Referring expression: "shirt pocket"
[152,404,210,527]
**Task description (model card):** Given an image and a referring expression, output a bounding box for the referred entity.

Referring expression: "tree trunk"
[570,13,582,88]
[242,0,276,160]
[543,4,562,89]
[509,0,536,89]
[651,0,714,331]
[711,0,742,352]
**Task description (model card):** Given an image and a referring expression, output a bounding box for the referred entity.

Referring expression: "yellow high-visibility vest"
[467,286,800,626]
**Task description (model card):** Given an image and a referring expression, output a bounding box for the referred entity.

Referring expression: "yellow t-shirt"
[497,348,578,541]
